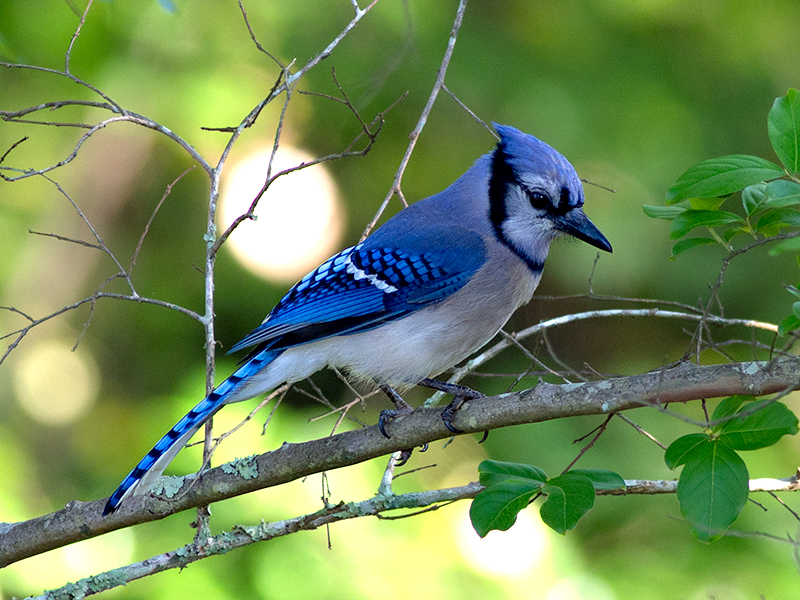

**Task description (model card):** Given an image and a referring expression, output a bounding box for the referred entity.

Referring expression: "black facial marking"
[488,144,545,274]
[488,145,513,236]
[559,187,570,208]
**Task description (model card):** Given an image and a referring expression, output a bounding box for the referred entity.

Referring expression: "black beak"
[554,208,612,253]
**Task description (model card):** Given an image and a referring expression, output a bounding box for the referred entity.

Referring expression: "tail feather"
[103,349,280,515]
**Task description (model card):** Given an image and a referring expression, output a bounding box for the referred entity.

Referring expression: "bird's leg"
[378,383,414,438]
[418,377,485,434]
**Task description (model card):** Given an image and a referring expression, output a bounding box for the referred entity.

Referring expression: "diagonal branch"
[425,307,782,407]
[2,357,799,568]
[0,292,202,366]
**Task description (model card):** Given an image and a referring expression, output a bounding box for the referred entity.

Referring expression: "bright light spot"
[14,340,99,426]
[5,527,135,589]
[63,527,136,574]
[219,145,345,282]
[457,505,551,577]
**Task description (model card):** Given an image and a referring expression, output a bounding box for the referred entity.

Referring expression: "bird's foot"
[418,378,485,434]
[378,384,414,438]
[440,397,468,433]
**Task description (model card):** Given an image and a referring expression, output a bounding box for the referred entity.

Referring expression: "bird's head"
[488,124,612,270]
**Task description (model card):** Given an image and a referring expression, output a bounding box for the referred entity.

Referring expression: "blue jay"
[102,124,611,515]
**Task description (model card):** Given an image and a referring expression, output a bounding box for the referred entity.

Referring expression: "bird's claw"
[441,398,466,433]
[378,384,414,438]
[394,442,428,467]
[395,448,414,466]
[378,409,397,438]
[439,387,486,433]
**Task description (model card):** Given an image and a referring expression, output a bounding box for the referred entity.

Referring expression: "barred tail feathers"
[102,349,281,515]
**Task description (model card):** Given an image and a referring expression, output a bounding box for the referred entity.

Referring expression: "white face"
[499,178,581,268]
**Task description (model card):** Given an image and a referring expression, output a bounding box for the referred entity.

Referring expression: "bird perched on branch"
[103,124,612,515]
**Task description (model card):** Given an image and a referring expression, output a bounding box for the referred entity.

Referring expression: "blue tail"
[103,349,281,515]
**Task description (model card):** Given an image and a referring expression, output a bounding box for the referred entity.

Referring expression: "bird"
[102,124,612,515]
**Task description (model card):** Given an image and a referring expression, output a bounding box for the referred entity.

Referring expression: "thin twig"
[130,167,195,273]
[211,73,399,256]
[28,230,102,250]
[562,415,613,473]
[362,0,469,239]
[425,307,780,406]
[0,292,202,365]
[687,231,800,362]
[237,0,286,68]
[65,0,92,75]
[441,83,498,139]
[615,413,667,450]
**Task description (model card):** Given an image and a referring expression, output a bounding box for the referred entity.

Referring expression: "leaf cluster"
[470,398,797,542]
[644,89,800,333]
[469,460,624,537]
[664,395,797,541]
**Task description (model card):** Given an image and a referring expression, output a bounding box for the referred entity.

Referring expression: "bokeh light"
[13,339,99,426]
[457,505,551,577]
[218,145,345,282]
[4,528,135,592]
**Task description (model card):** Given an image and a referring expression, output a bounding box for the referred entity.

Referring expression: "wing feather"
[229,228,487,355]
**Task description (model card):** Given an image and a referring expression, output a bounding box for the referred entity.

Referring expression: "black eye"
[528,190,550,210]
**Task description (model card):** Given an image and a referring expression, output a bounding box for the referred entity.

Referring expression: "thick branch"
[2,357,799,568]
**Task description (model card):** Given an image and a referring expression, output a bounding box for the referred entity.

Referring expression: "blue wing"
[229,227,487,355]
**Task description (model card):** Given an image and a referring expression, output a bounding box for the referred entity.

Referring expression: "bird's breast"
[320,245,541,386]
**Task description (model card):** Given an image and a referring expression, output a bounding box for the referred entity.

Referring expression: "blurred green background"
[1,0,799,598]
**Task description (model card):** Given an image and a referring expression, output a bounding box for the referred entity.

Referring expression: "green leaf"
[755,208,800,231]
[767,235,800,256]
[665,433,710,469]
[568,469,626,490]
[717,400,799,450]
[742,183,768,215]
[689,197,727,211]
[764,179,800,208]
[540,473,596,535]
[768,89,800,174]
[642,204,687,220]
[794,301,800,320]
[477,460,547,488]
[711,396,750,423]
[723,226,751,243]
[786,284,800,298]
[677,440,749,542]
[670,237,718,258]
[777,314,800,335]
[469,479,541,537]
[669,210,743,239]
[666,155,784,204]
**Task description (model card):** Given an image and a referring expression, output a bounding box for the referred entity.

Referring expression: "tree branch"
[3,357,799,568]
[20,469,800,597]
